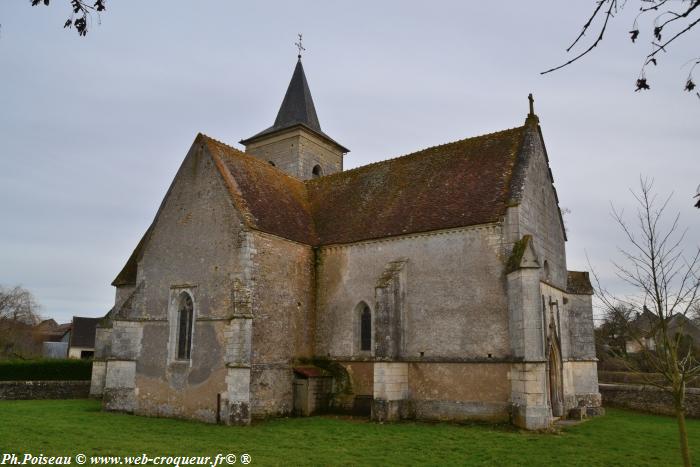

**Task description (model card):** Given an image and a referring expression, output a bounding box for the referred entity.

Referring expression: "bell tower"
[240,51,349,180]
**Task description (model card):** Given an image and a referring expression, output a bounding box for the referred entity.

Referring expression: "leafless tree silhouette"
[542,0,699,97]
[591,178,700,466]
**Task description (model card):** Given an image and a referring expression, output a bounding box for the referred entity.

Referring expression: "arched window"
[360,304,372,352]
[177,292,194,360]
[543,260,550,280]
[312,164,323,179]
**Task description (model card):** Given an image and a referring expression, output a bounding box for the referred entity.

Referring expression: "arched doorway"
[548,334,564,417]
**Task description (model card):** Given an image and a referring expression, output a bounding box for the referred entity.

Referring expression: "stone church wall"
[566,294,596,360]
[249,231,315,418]
[103,141,253,422]
[315,225,509,360]
[408,362,510,422]
[504,128,567,291]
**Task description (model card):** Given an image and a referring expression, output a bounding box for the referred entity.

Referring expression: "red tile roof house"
[90,56,601,430]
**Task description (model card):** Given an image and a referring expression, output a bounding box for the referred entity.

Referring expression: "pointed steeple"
[240,58,348,153]
[273,58,322,133]
[240,51,348,180]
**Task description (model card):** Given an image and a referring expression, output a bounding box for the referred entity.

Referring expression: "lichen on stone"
[506,235,533,274]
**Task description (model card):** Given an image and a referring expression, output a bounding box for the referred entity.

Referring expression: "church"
[89,53,601,430]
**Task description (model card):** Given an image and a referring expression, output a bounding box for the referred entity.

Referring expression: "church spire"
[272,58,322,133]
[240,50,348,154]
[239,43,349,180]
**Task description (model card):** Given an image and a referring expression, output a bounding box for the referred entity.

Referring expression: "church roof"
[113,122,558,286]
[567,271,594,295]
[306,127,526,245]
[223,125,527,246]
[239,59,349,152]
[204,136,318,245]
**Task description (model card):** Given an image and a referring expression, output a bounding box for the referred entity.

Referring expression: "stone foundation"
[413,400,510,422]
[371,362,408,422]
[225,367,251,425]
[90,361,106,397]
[509,362,550,429]
[103,360,136,412]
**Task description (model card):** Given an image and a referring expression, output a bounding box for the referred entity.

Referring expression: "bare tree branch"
[543,0,700,96]
[541,0,618,75]
[30,0,106,37]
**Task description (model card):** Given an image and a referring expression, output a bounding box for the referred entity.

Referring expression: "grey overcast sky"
[1,1,698,324]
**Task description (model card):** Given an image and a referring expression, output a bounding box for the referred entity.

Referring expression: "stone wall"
[99,139,251,423]
[409,362,510,422]
[0,380,90,400]
[249,231,315,419]
[136,142,247,322]
[509,362,550,429]
[566,294,596,360]
[503,126,567,291]
[316,225,509,360]
[600,383,700,418]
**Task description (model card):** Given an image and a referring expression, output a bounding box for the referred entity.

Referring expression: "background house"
[38,319,72,359]
[625,309,700,355]
[68,317,100,359]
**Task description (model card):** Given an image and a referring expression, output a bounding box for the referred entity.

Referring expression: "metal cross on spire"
[295,33,305,59]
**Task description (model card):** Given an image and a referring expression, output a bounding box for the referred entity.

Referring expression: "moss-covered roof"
[567,271,594,295]
[213,127,527,246]
[307,127,525,245]
[113,125,534,285]
[203,136,319,245]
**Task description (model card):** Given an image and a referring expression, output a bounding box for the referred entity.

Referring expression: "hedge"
[0,359,92,381]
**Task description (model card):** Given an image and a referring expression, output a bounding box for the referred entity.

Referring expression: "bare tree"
[0,285,41,325]
[690,302,700,326]
[596,304,634,356]
[542,0,700,97]
[30,0,106,37]
[591,178,700,466]
[0,285,42,359]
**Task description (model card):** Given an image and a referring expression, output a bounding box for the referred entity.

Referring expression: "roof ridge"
[306,124,525,186]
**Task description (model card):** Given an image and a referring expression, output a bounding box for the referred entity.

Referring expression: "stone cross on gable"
[295,33,305,58]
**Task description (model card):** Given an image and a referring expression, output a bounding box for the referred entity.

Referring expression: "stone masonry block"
[105,361,136,389]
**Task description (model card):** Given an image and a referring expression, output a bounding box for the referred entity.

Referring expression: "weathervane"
[295,33,305,59]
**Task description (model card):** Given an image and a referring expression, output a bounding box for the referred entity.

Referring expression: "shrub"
[0,359,92,381]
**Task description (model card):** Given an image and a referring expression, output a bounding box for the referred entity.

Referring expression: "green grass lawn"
[0,400,698,466]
